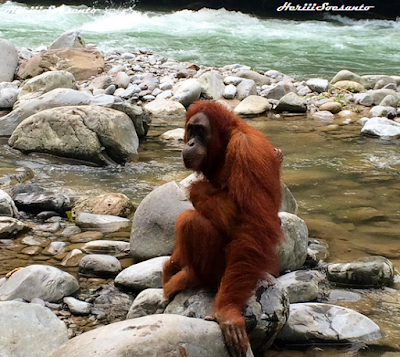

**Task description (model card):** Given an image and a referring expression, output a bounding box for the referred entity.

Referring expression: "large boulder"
[49,30,85,50]
[16,70,76,103]
[277,303,382,344]
[17,48,104,81]
[165,277,289,354]
[0,39,18,82]
[9,106,139,165]
[0,265,79,302]
[0,88,116,136]
[48,314,232,357]
[0,301,68,357]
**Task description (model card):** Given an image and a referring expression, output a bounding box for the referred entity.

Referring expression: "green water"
[0,3,400,79]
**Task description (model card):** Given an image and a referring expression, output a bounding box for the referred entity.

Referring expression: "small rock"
[61,249,85,267]
[306,78,329,93]
[319,101,342,113]
[236,79,257,100]
[275,92,307,113]
[368,105,396,119]
[223,76,244,85]
[361,117,400,138]
[333,80,365,92]
[233,95,271,116]
[0,39,18,82]
[69,231,103,243]
[0,217,27,239]
[173,78,201,107]
[160,128,185,141]
[75,212,131,233]
[312,111,334,123]
[114,72,130,89]
[126,288,169,319]
[49,30,85,49]
[43,242,67,255]
[223,84,237,99]
[79,254,122,278]
[197,71,225,100]
[81,240,130,258]
[0,189,18,217]
[331,69,362,84]
[379,94,397,107]
[144,98,186,121]
[64,297,92,315]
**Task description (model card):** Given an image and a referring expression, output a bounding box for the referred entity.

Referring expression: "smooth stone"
[361,117,400,138]
[81,240,130,258]
[333,80,365,92]
[312,110,334,123]
[0,217,27,239]
[63,297,92,315]
[236,79,257,100]
[197,71,225,100]
[319,101,342,113]
[0,39,18,82]
[172,78,201,107]
[233,95,271,116]
[223,84,237,99]
[126,288,169,319]
[75,212,131,233]
[0,189,18,217]
[49,30,85,49]
[78,254,122,278]
[160,128,185,141]
[275,92,307,113]
[306,78,329,93]
[331,70,362,84]
[144,98,186,121]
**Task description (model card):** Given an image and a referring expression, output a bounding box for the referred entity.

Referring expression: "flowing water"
[1,4,400,355]
[1,2,400,79]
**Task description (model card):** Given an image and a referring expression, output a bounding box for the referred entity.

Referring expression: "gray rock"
[328,289,361,302]
[197,71,225,100]
[114,72,130,89]
[104,84,116,95]
[126,288,169,319]
[0,88,117,136]
[0,86,19,108]
[156,90,172,99]
[368,105,397,119]
[275,92,307,113]
[79,254,122,278]
[0,301,68,357]
[45,242,67,255]
[354,89,397,107]
[0,39,18,82]
[119,84,141,99]
[362,75,396,89]
[49,30,85,49]
[61,249,84,267]
[160,128,185,141]
[75,212,131,233]
[379,94,397,107]
[306,78,329,93]
[223,76,244,86]
[331,69,362,84]
[374,77,397,90]
[223,84,237,99]
[115,256,169,292]
[306,239,330,266]
[277,212,308,273]
[173,78,201,107]
[236,79,257,100]
[0,217,27,239]
[17,70,76,104]
[63,297,92,315]
[130,181,193,261]
[160,82,173,90]
[277,270,323,303]
[234,95,271,116]
[236,70,271,86]
[0,189,18,217]
[261,81,296,100]
[81,240,130,258]
[383,83,397,90]
[277,303,382,344]
[48,314,233,357]
[165,277,289,354]
[144,98,186,122]
[279,183,298,215]
[296,85,312,96]
[31,297,46,306]
[61,225,81,237]
[327,256,394,287]
[9,105,138,165]
[361,117,400,138]
[312,111,334,123]
[0,265,79,302]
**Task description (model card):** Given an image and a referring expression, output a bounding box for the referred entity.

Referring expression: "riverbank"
[0,31,400,357]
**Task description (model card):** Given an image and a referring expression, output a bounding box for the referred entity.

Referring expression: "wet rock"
[236,70,271,86]
[0,189,18,217]
[9,106,139,165]
[0,265,79,302]
[328,289,361,302]
[368,105,396,119]
[63,297,92,315]
[319,101,342,113]
[43,242,67,255]
[277,303,382,344]
[33,222,61,233]
[173,78,202,107]
[0,301,68,357]
[130,181,193,261]
[277,212,308,273]
[277,270,322,303]
[17,48,104,81]
[0,217,27,239]
[21,246,42,255]
[160,128,184,141]
[305,78,329,93]
[81,240,130,258]
[110,101,151,138]
[0,85,19,108]
[261,81,296,100]
[327,256,394,287]
[275,92,307,113]
[61,249,85,267]
[79,254,122,278]
[333,80,365,92]
[197,71,225,100]
[336,206,385,222]
[165,277,289,354]
[48,314,232,357]
[17,70,76,103]
[21,235,46,246]
[49,30,85,49]
[236,79,257,100]
[233,95,271,116]
[312,110,334,123]
[331,69,362,85]
[73,193,134,218]
[0,39,18,82]
[37,211,60,220]
[76,212,131,233]
[69,231,103,243]
[279,183,298,215]
[306,239,330,266]
[11,184,72,214]
[0,88,116,136]
[115,256,169,292]
[361,117,400,138]
[144,98,186,122]
[126,288,169,319]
